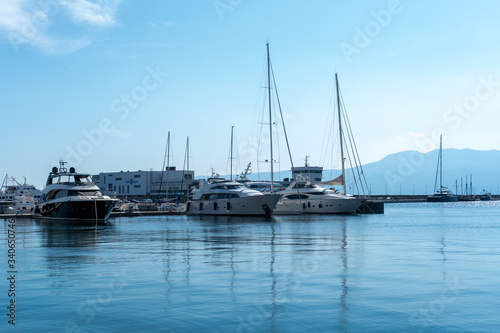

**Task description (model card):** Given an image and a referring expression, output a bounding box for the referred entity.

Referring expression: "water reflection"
[35,218,114,249]
[269,223,277,333]
[440,236,447,282]
[32,218,115,291]
[338,220,349,333]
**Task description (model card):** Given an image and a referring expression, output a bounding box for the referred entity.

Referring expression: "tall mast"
[336,73,346,195]
[230,126,234,181]
[181,136,190,200]
[470,174,472,196]
[439,134,443,194]
[186,137,190,178]
[166,131,170,200]
[267,42,274,192]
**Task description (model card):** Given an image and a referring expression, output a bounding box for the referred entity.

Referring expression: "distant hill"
[200,149,500,195]
[347,148,500,195]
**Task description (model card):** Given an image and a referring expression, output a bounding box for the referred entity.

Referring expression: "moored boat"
[34,161,119,220]
[186,177,281,217]
[426,135,458,203]
[274,181,364,215]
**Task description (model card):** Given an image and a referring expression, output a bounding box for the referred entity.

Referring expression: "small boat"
[427,186,459,202]
[426,135,458,202]
[186,176,281,217]
[480,189,492,201]
[34,161,119,220]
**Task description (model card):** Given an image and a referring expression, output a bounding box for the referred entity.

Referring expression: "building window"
[134,185,140,188]
[116,178,122,181]
[134,175,140,178]
[127,185,129,194]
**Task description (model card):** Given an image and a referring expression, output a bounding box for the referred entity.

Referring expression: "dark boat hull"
[426,195,458,202]
[35,200,118,220]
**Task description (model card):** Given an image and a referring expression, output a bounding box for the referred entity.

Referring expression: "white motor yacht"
[274,181,364,215]
[0,175,42,202]
[186,178,281,217]
[34,161,119,220]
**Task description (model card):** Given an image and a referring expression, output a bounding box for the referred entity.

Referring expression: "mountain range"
[208,149,500,195]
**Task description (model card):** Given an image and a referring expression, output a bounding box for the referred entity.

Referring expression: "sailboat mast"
[267,42,274,192]
[186,137,190,178]
[439,134,443,194]
[181,136,190,200]
[166,131,170,200]
[336,73,346,195]
[470,174,472,196]
[230,126,234,181]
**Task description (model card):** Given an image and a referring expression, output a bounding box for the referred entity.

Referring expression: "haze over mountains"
[215,149,500,195]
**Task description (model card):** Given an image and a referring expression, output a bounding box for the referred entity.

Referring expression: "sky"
[2,0,500,188]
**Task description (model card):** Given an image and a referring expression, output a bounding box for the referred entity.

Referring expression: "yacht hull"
[426,195,458,202]
[34,199,118,220]
[274,197,364,215]
[186,194,281,217]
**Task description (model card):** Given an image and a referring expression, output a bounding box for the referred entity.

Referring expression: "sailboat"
[186,84,282,216]
[426,135,458,202]
[274,73,365,214]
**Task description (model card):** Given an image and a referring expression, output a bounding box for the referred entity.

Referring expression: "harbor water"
[1,202,500,332]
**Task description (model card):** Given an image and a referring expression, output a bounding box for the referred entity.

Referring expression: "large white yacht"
[186,177,281,217]
[0,175,42,202]
[274,181,364,215]
[0,176,41,214]
[34,161,119,220]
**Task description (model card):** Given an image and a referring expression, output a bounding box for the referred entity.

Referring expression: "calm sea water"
[1,202,500,332]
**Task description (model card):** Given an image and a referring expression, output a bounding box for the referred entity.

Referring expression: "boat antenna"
[336,73,346,195]
[59,160,68,173]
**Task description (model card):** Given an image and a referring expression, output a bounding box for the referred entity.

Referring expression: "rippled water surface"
[2,202,500,332]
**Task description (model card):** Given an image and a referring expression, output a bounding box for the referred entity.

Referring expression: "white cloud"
[408,132,424,138]
[150,20,175,29]
[0,0,120,54]
[60,0,119,27]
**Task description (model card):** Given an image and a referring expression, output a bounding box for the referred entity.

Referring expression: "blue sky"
[2,0,500,188]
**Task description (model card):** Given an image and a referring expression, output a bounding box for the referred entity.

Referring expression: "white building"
[94,167,194,200]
